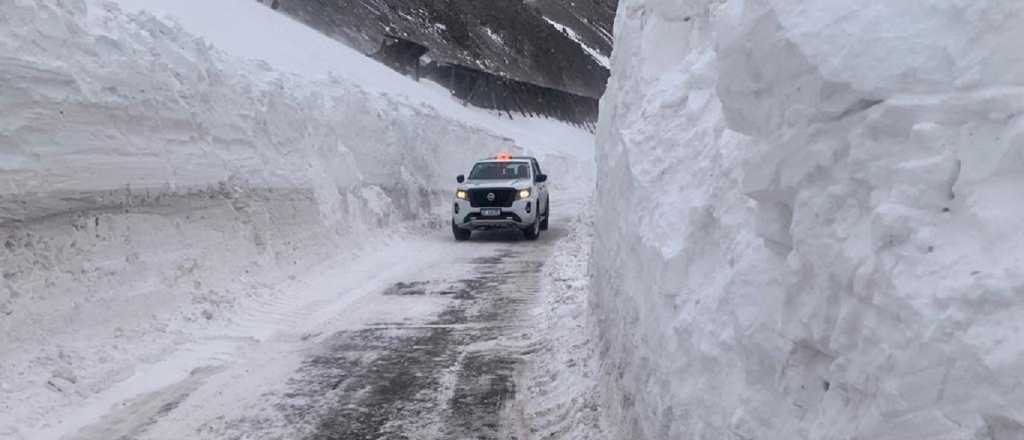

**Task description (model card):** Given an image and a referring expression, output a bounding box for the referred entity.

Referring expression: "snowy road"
[288,240,547,439]
[59,206,576,440]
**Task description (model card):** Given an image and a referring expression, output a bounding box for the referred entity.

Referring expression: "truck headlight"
[456,190,468,200]
[517,189,530,200]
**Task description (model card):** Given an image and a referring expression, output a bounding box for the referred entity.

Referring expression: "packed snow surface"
[504,209,607,439]
[594,0,1024,439]
[0,0,594,437]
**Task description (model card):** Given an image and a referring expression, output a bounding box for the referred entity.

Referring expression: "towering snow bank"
[594,0,1024,438]
[0,0,517,432]
[1,0,513,223]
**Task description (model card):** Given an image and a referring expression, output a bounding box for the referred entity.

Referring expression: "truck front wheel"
[540,198,549,231]
[522,217,541,240]
[452,220,471,241]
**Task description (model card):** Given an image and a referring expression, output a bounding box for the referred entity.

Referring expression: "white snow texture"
[594,0,1024,439]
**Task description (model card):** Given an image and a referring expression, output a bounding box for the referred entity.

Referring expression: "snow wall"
[0,0,510,418]
[593,0,1024,438]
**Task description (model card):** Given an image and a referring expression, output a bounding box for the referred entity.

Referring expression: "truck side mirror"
[457,174,465,183]
[535,174,547,183]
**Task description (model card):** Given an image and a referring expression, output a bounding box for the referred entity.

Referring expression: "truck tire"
[452,220,471,241]
[540,198,549,231]
[522,217,541,240]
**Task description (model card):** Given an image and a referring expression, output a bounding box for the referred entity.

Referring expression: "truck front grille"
[468,188,515,208]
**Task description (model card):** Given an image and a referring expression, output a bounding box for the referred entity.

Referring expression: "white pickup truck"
[451,155,550,241]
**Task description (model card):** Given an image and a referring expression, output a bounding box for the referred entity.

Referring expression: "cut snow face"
[593,0,1024,439]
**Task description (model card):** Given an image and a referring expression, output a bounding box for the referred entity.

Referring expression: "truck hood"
[462,179,529,189]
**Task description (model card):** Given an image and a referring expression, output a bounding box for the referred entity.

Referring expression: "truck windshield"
[469,161,531,180]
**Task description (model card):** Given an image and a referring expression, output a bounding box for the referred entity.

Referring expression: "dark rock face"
[530,0,616,60]
[424,63,599,128]
[367,34,600,127]
[273,0,614,99]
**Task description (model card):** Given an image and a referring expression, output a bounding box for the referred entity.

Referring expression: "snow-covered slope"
[0,0,593,436]
[594,0,1024,438]
[107,0,594,157]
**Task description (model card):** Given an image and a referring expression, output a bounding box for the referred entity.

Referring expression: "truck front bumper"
[453,199,537,230]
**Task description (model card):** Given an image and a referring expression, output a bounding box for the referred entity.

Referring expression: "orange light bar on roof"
[496,153,512,161]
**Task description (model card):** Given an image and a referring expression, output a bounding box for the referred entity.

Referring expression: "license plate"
[481,208,501,217]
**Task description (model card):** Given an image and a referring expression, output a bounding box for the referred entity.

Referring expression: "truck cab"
[451,154,549,241]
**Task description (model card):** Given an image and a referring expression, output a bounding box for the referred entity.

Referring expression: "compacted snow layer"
[594,0,1024,438]
[0,0,594,436]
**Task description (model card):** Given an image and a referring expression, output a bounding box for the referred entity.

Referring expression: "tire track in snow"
[55,226,569,440]
[273,237,550,439]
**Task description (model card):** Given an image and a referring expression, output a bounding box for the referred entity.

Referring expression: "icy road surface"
[58,207,577,440]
